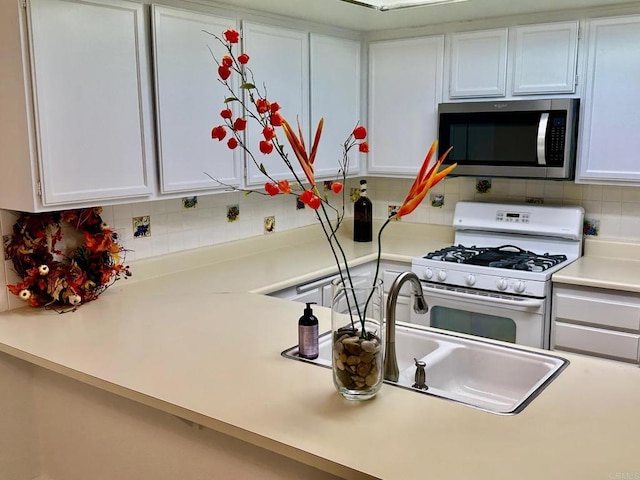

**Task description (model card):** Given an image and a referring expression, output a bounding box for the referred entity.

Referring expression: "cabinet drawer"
[555,322,640,362]
[554,290,640,331]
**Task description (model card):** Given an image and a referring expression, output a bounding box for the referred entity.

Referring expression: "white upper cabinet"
[242,21,309,186]
[27,0,154,206]
[368,36,444,175]
[152,6,241,194]
[310,34,362,179]
[511,21,579,95]
[448,28,508,98]
[577,15,640,185]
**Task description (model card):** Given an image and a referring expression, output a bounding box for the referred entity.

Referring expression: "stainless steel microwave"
[438,98,580,180]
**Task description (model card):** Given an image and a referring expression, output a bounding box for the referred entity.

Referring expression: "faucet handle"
[412,358,428,390]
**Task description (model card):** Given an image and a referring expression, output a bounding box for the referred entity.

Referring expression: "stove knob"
[465,274,476,286]
[423,268,434,280]
[496,278,508,291]
[437,270,447,281]
[514,280,526,293]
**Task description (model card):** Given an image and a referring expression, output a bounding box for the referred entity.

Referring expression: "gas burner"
[424,244,567,272]
[424,244,484,262]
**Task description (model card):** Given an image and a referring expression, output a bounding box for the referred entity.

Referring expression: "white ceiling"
[207,0,640,31]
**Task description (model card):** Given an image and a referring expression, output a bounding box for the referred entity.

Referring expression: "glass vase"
[331,274,384,401]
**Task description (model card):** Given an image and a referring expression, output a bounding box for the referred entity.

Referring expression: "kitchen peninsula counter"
[1,223,640,480]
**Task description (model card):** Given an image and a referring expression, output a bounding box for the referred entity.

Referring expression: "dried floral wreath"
[5,208,131,311]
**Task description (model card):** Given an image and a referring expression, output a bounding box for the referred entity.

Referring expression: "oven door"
[409,283,548,349]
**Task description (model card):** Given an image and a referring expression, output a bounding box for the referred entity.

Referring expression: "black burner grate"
[424,244,567,272]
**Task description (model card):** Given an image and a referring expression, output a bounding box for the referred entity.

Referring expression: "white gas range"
[410,201,584,349]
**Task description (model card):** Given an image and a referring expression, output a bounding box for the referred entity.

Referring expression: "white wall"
[2,176,640,312]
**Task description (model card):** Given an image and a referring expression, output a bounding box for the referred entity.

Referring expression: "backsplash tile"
[132,216,151,238]
[1,177,640,312]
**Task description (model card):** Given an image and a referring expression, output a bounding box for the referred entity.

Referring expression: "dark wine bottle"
[353,179,372,242]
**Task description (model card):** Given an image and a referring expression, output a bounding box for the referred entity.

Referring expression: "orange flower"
[391,141,456,220]
[277,180,291,194]
[255,98,270,114]
[280,117,323,187]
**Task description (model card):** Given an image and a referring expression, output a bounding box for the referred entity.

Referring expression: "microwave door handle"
[536,113,549,166]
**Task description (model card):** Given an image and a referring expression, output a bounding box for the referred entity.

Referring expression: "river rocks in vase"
[333,329,382,391]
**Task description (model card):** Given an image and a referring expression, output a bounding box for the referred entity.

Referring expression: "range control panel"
[496,210,531,223]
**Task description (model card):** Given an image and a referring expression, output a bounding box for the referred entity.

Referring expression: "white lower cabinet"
[269,261,411,319]
[552,284,640,363]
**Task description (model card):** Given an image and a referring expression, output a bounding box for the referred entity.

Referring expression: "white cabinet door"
[310,34,362,179]
[368,36,444,176]
[577,15,640,184]
[242,22,309,186]
[448,28,508,98]
[28,0,154,205]
[511,21,579,95]
[152,6,241,194]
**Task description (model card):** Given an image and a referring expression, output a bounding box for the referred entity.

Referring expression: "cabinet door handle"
[296,275,338,294]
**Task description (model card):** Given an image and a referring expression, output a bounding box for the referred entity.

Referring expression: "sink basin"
[281,323,568,415]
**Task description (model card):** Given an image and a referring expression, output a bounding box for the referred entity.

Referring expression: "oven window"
[430,306,517,344]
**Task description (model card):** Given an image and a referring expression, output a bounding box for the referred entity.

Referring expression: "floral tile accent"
[296,198,305,210]
[476,178,491,194]
[430,193,445,208]
[133,216,151,238]
[583,218,600,236]
[264,216,275,234]
[182,196,198,209]
[226,204,239,222]
[350,187,361,203]
[2,235,11,260]
[323,180,333,192]
[388,205,401,220]
[526,197,544,204]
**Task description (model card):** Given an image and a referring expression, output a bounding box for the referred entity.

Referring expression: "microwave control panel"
[546,113,567,165]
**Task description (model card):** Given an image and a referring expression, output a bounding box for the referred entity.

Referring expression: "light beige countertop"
[2,223,640,479]
[552,238,640,292]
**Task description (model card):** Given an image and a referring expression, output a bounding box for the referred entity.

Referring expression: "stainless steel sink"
[281,323,569,415]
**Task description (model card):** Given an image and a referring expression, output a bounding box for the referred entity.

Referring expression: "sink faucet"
[384,271,429,382]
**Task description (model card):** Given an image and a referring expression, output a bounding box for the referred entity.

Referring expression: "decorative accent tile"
[430,193,445,208]
[226,204,239,222]
[388,205,401,220]
[323,180,333,192]
[476,178,492,194]
[583,218,600,236]
[133,216,151,238]
[350,188,361,202]
[525,197,544,204]
[2,235,11,261]
[264,216,275,234]
[182,196,198,209]
[296,198,305,210]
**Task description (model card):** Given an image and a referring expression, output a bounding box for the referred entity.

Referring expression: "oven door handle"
[422,285,544,308]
